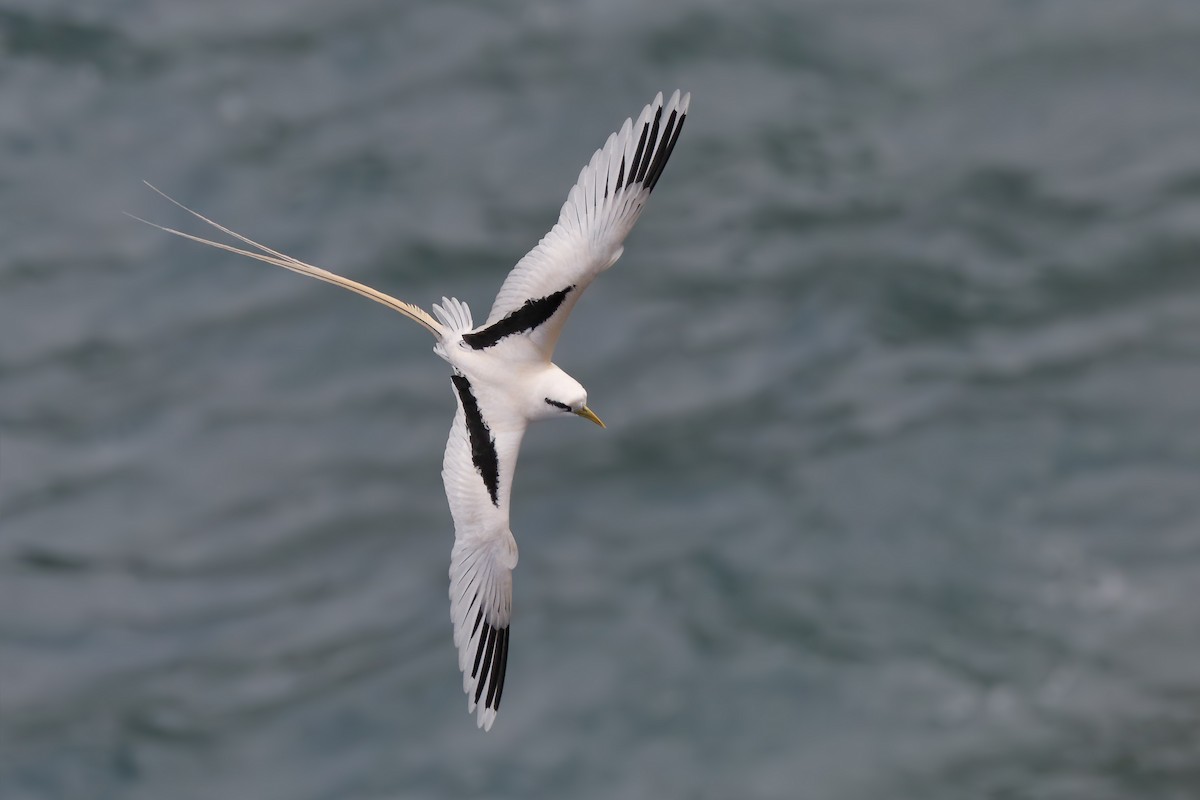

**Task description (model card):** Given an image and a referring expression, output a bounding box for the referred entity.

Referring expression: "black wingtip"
[484,626,508,710]
[621,94,687,196]
[628,119,650,191]
[471,621,510,712]
[634,103,664,186]
[492,627,509,710]
[646,109,685,193]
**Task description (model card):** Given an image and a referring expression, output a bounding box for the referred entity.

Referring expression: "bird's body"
[136,90,690,730]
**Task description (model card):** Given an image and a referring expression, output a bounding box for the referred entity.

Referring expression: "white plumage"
[133,90,690,730]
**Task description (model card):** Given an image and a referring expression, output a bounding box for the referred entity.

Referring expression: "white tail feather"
[431,296,474,333]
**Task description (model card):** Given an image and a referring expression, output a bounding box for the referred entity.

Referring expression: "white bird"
[133,90,690,730]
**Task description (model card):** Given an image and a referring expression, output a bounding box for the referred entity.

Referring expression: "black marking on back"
[544,398,571,411]
[472,620,510,712]
[451,374,500,507]
[463,286,574,349]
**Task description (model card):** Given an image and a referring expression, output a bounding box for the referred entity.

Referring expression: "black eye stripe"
[544,398,571,411]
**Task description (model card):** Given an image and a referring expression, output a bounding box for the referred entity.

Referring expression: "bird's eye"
[544,398,571,411]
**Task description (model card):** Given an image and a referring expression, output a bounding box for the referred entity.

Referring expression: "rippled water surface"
[4,1,1200,797]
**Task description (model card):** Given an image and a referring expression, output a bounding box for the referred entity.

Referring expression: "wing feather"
[442,375,525,731]
[468,90,690,361]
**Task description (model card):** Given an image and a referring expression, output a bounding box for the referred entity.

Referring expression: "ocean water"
[3,1,1200,797]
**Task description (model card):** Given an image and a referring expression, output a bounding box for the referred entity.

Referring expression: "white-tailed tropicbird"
[133,90,690,730]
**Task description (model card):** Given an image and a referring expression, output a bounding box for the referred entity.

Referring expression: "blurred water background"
[3,1,1200,797]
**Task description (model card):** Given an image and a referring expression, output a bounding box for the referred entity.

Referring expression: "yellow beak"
[575,405,606,429]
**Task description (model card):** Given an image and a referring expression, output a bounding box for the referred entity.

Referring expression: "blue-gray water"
[4,1,1200,798]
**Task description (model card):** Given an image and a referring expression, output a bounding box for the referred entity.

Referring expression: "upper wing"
[463,90,691,362]
[442,373,527,731]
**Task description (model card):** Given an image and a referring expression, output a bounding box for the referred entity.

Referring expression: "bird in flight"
[134,90,690,730]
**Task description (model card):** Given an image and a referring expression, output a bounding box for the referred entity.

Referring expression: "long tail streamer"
[129,183,443,337]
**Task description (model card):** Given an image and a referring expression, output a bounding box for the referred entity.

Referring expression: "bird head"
[537,368,605,428]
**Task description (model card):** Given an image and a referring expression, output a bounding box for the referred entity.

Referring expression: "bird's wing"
[442,373,527,731]
[463,90,690,361]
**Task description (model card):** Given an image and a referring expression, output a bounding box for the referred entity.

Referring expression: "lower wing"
[442,373,526,730]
